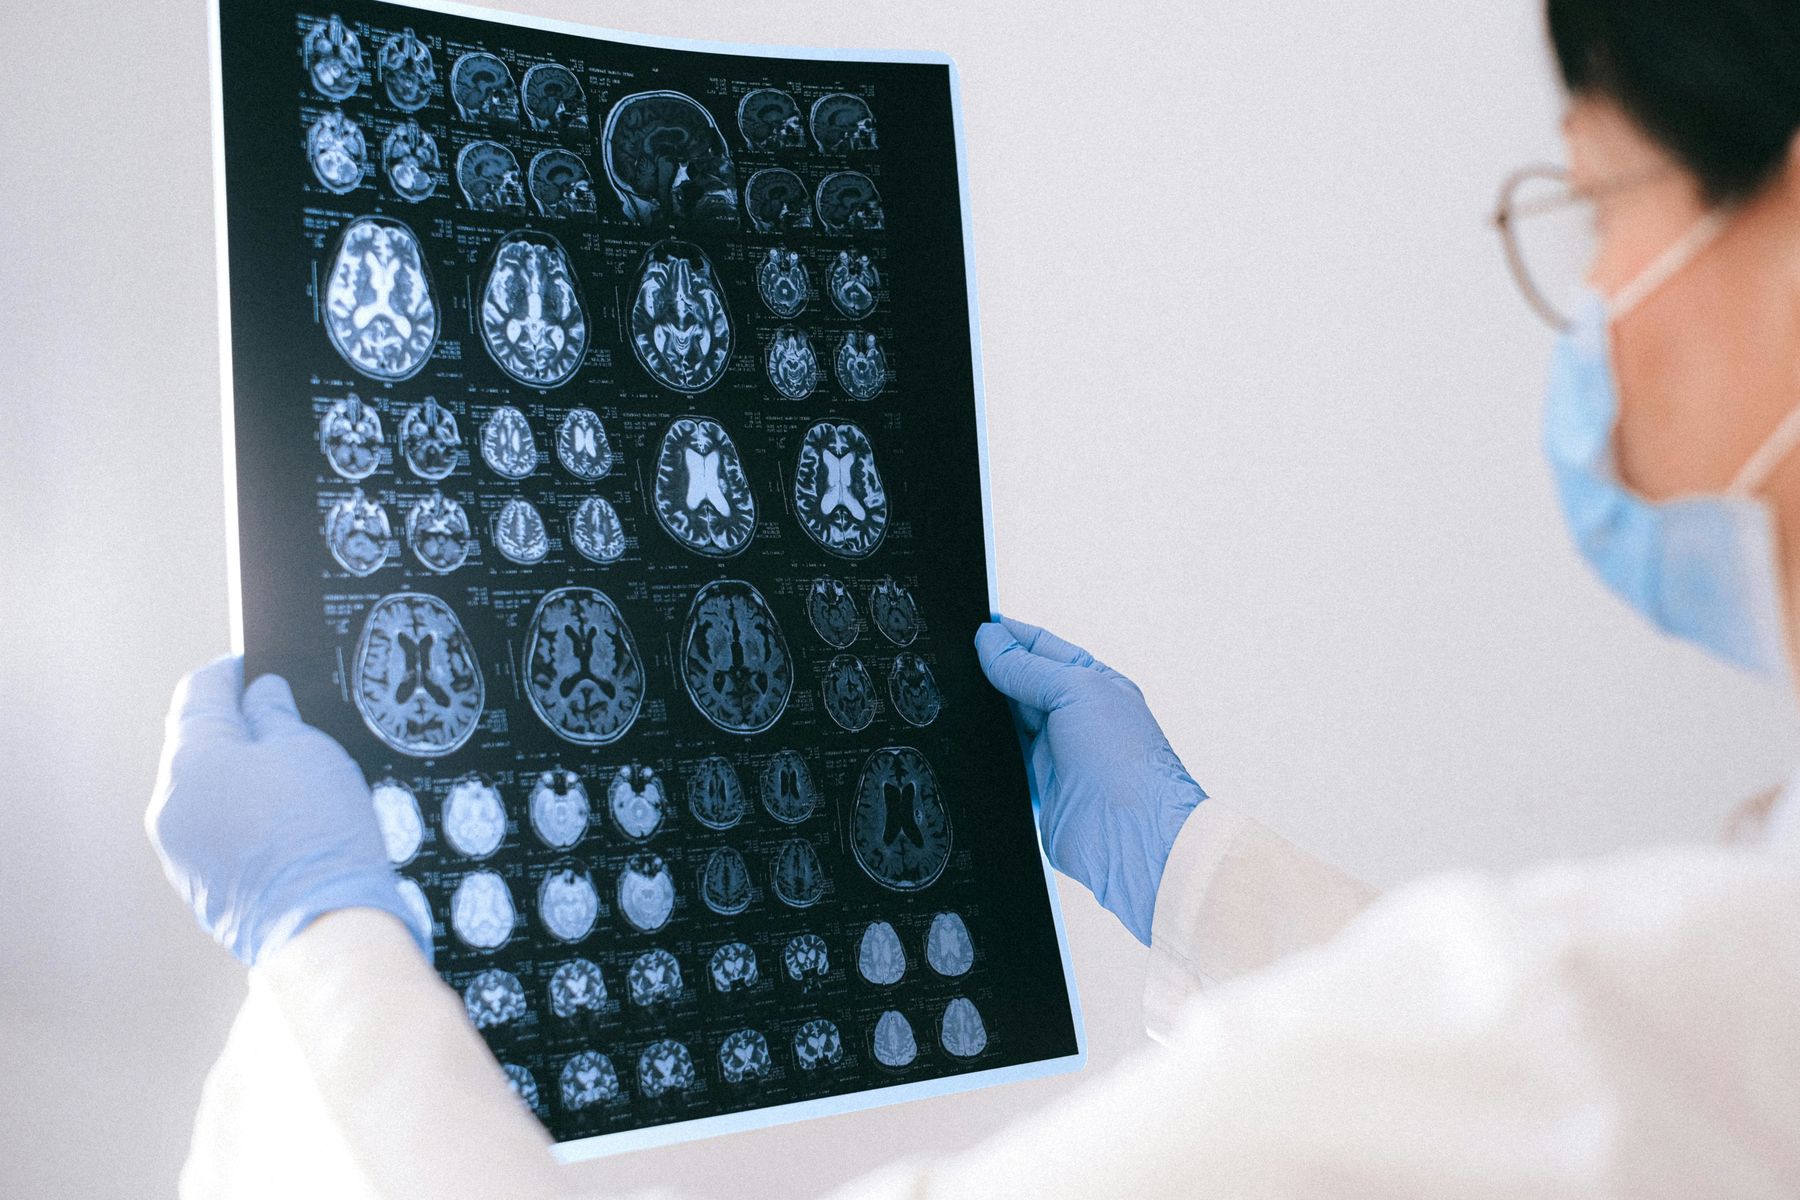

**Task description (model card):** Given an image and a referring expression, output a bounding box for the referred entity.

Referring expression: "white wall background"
[5,1,1797,1196]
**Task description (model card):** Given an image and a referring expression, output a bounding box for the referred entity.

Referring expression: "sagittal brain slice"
[827,249,880,319]
[479,232,587,388]
[617,852,676,933]
[758,246,809,317]
[816,171,886,232]
[710,941,758,993]
[399,398,460,481]
[441,774,505,859]
[822,655,877,732]
[354,592,485,756]
[700,847,753,915]
[464,968,526,1029]
[450,870,514,950]
[556,408,612,480]
[889,653,943,726]
[539,863,600,943]
[926,911,975,977]
[607,764,665,841]
[771,837,827,909]
[449,51,519,123]
[528,767,589,849]
[744,168,814,233]
[852,747,954,891]
[858,921,907,986]
[560,1051,620,1110]
[521,63,588,131]
[324,217,437,382]
[793,421,889,558]
[325,488,390,576]
[307,110,365,194]
[681,580,793,734]
[480,405,536,479]
[491,497,549,565]
[638,1040,697,1099]
[759,749,819,824]
[549,958,607,1018]
[628,949,681,1007]
[835,331,888,399]
[870,577,921,645]
[528,148,597,218]
[522,587,645,745]
[629,241,733,394]
[765,327,818,399]
[719,1029,772,1084]
[871,1010,918,1068]
[378,27,434,111]
[405,491,473,574]
[302,15,361,101]
[793,1019,843,1071]
[456,139,525,212]
[568,496,626,564]
[810,92,878,153]
[806,577,860,648]
[686,755,747,830]
[370,779,423,865]
[652,416,756,557]
[383,119,439,203]
[602,91,738,227]
[737,88,804,151]
[319,394,381,480]
[940,997,989,1059]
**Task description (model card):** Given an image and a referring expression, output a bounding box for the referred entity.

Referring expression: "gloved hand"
[974,616,1205,945]
[145,654,432,967]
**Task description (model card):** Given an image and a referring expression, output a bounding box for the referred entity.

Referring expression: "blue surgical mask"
[1544,208,1800,684]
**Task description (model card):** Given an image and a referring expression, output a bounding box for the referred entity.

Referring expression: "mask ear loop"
[1607,208,1735,322]
[1731,404,1800,496]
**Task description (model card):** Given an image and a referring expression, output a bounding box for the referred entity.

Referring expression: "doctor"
[150,1,1800,1195]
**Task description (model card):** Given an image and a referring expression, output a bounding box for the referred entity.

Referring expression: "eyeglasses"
[1491,161,1674,332]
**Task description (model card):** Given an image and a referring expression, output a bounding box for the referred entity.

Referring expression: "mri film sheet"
[213,0,1080,1158]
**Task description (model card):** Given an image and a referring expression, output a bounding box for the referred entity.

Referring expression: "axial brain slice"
[319,394,381,480]
[528,767,589,849]
[828,250,880,319]
[492,498,549,564]
[480,405,536,479]
[835,331,888,399]
[629,242,733,394]
[307,110,365,194]
[608,764,666,840]
[872,1010,918,1068]
[822,655,877,732]
[701,847,752,915]
[926,911,975,977]
[302,15,361,101]
[395,877,433,942]
[617,853,676,933]
[601,91,738,227]
[793,421,889,558]
[405,491,472,574]
[686,755,747,830]
[806,577,860,647]
[940,997,989,1058]
[450,870,514,950]
[556,408,612,480]
[370,779,423,865]
[539,864,600,942]
[441,774,505,859]
[325,488,390,576]
[759,749,818,824]
[353,593,485,757]
[871,578,921,645]
[858,921,907,986]
[399,398,459,480]
[889,653,942,726]
[324,218,437,382]
[569,497,626,564]
[758,246,809,318]
[771,838,827,909]
[378,28,434,111]
[522,587,645,745]
[652,416,755,557]
[680,580,793,734]
[852,747,954,891]
[463,968,526,1029]
[479,233,587,388]
[383,120,439,203]
[765,327,818,400]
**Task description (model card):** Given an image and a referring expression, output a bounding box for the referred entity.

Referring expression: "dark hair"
[1548,0,1800,203]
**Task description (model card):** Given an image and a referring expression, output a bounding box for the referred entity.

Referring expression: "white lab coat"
[179,790,1800,1199]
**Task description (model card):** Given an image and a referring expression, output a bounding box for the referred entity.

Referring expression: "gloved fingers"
[1008,694,1048,739]
[974,623,1083,711]
[243,673,306,740]
[996,615,1099,669]
[166,654,247,744]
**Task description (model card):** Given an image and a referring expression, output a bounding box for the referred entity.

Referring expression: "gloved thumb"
[243,674,305,740]
[974,623,1082,712]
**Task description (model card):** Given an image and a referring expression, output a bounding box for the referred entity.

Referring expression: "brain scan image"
[528,148,597,218]
[441,773,506,859]
[319,394,382,480]
[479,405,537,479]
[827,249,880,320]
[560,1051,621,1110]
[709,941,758,993]
[858,920,907,986]
[629,242,733,394]
[871,1010,918,1069]
[793,421,889,558]
[324,488,391,577]
[396,877,433,941]
[302,15,362,101]
[737,88,804,151]
[700,846,752,916]
[324,217,437,382]
[399,397,460,480]
[404,491,473,574]
[617,853,675,933]
[377,27,434,111]
[851,747,954,892]
[889,653,942,727]
[556,408,612,480]
[810,92,878,153]
[681,580,793,734]
[770,837,827,909]
[601,91,737,227]
[306,109,366,194]
[870,577,920,645]
[370,778,423,865]
[793,1019,843,1071]
[805,577,860,648]
[939,998,989,1059]
[686,755,747,830]
[925,911,975,977]
[758,749,818,825]
[757,246,809,317]
[816,171,886,233]
[834,331,888,399]
[491,497,549,565]
[449,51,519,123]
[521,63,588,131]
[765,327,818,400]
[568,496,626,564]
[479,232,588,387]
[503,1064,543,1116]
[607,764,666,840]
[549,958,607,1018]
[627,949,681,1007]
[381,120,439,202]
[637,1040,697,1100]
[783,933,828,986]
[539,864,600,942]
[528,767,589,849]
[450,869,514,950]
[463,968,526,1029]
[821,655,877,732]
[651,417,755,557]
[719,1029,771,1084]
[744,168,814,233]
[522,587,645,746]
[353,592,485,757]
[455,139,525,212]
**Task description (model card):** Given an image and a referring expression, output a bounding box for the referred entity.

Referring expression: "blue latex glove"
[974,616,1205,945]
[145,654,432,967]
